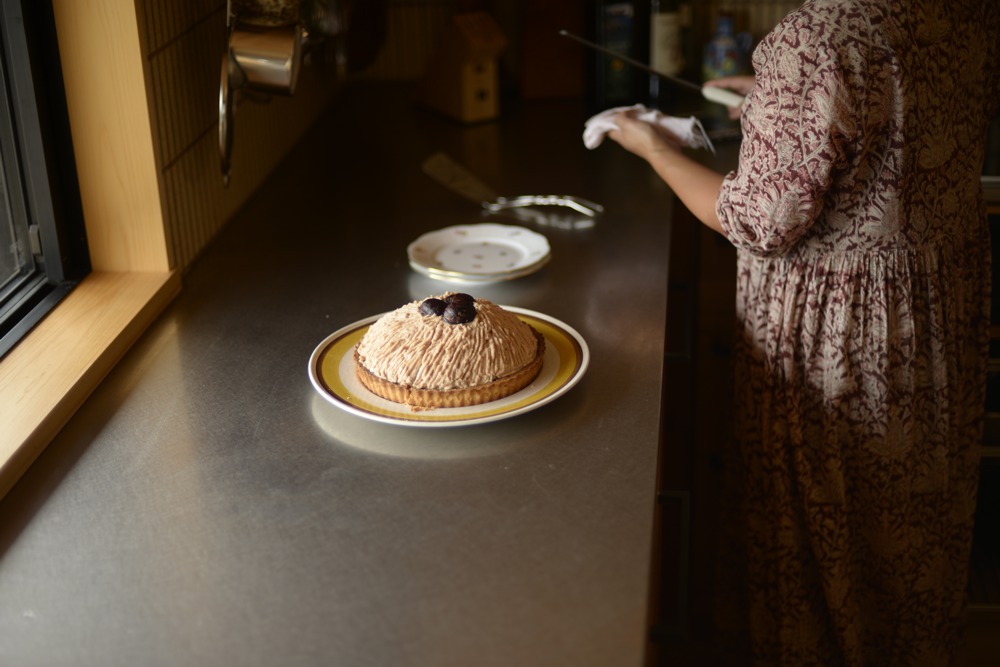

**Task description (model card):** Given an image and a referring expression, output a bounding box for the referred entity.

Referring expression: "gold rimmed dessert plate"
[308,307,588,427]
[407,224,551,283]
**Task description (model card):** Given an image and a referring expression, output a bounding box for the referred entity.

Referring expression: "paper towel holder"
[219,0,305,185]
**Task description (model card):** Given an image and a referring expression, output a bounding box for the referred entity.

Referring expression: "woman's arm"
[606,110,727,235]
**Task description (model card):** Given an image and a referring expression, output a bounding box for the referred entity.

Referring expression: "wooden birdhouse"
[417,11,508,123]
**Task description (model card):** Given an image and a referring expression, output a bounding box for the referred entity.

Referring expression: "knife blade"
[558,30,745,109]
[421,152,500,205]
[421,152,604,218]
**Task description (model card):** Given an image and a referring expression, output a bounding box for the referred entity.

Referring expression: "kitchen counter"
[0,85,734,666]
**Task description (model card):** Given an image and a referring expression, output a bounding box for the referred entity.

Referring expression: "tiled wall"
[134,0,341,270]
[358,0,456,82]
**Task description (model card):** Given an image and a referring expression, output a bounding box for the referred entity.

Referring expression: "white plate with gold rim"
[308,307,588,427]
[406,224,551,283]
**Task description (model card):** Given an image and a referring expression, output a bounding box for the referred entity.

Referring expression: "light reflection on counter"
[309,393,525,460]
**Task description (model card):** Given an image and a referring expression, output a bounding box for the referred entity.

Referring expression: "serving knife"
[558,29,746,109]
[421,152,604,218]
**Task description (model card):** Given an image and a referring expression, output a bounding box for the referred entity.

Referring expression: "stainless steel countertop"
[0,86,727,667]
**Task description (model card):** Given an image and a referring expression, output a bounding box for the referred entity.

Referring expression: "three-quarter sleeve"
[718,14,857,256]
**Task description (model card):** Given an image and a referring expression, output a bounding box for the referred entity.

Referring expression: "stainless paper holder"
[219,19,304,185]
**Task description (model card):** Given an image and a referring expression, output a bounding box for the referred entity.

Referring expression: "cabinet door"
[971,202,1000,612]
[653,200,736,659]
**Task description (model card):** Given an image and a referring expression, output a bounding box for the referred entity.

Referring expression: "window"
[0,0,88,358]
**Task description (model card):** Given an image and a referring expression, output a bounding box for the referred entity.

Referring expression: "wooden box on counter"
[417,11,507,124]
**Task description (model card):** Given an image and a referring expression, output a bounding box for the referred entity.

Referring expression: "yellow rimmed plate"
[308,307,589,427]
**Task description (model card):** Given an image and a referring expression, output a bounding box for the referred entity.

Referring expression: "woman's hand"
[605,110,726,235]
[704,75,756,119]
[606,111,683,163]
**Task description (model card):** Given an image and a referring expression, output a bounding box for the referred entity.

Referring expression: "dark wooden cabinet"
[652,198,736,663]
[970,201,1000,613]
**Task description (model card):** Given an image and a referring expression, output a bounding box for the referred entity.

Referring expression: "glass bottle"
[650,0,683,77]
[701,14,750,82]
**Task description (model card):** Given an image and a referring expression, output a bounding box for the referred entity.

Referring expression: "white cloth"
[583,104,715,154]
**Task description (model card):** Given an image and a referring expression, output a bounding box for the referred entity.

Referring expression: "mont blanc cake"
[354,293,545,408]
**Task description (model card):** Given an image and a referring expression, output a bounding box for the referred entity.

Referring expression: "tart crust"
[355,328,545,409]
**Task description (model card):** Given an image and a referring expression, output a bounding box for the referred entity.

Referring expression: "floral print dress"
[715,1,1000,664]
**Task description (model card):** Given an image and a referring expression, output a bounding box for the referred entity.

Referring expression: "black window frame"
[0,0,88,359]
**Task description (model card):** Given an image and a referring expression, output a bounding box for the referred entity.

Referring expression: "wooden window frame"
[0,0,178,499]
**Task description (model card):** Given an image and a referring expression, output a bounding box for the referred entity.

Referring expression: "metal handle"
[701,86,745,109]
[219,42,235,184]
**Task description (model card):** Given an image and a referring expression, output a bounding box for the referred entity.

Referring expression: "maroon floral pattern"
[715,1,1000,664]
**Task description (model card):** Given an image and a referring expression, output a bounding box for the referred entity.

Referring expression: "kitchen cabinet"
[970,197,1000,612]
[652,196,737,663]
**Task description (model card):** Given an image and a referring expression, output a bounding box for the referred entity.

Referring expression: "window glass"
[0,0,87,358]
[0,157,33,295]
